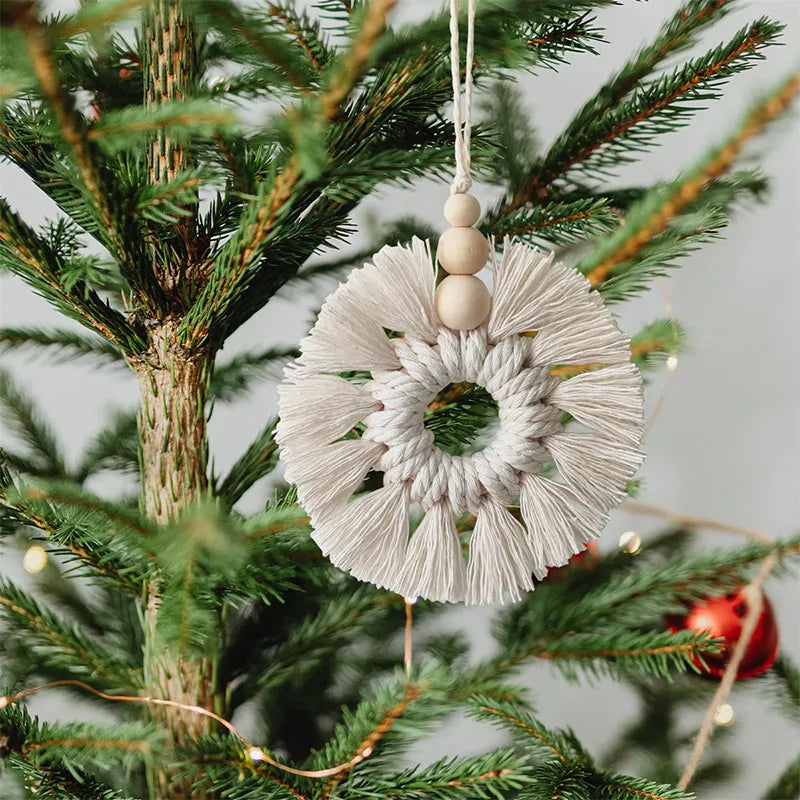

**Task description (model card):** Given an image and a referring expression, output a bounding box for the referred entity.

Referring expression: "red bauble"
[119,67,133,80]
[667,587,779,680]
[547,541,599,581]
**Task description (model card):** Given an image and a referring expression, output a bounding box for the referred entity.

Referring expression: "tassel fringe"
[396,501,467,603]
[547,363,644,445]
[300,291,400,372]
[313,482,409,591]
[284,439,384,517]
[520,474,606,575]
[545,432,645,511]
[466,500,535,606]
[276,375,380,448]
[347,238,439,344]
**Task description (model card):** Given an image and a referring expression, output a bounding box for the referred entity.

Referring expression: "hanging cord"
[449,0,476,194]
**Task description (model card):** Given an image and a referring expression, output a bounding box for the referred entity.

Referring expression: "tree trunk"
[138,3,218,795]
[134,319,217,799]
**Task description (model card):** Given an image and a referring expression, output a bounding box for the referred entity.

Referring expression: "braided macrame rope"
[449,0,476,194]
[277,238,646,606]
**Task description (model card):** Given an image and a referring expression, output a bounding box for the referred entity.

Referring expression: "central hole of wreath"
[424,382,499,454]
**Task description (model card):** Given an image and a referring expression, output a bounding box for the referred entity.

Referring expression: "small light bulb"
[666,354,679,373]
[0,697,9,709]
[247,746,266,762]
[618,531,642,555]
[403,596,418,605]
[713,702,735,726]
[361,746,373,758]
[23,545,48,574]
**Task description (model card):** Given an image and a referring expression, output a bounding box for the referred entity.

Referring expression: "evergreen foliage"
[0,0,798,798]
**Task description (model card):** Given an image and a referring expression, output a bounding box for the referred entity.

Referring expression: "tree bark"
[138,4,218,796]
[134,319,218,799]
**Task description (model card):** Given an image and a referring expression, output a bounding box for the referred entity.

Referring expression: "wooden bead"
[444,193,481,227]
[435,275,491,331]
[437,227,490,275]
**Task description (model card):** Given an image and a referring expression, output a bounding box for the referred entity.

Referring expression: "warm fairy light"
[248,746,267,762]
[666,353,679,373]
[404,596,418,605]
[713,702,735,727]
[618,531,642,555]
[23,545,48,574]
[2,679,390,779]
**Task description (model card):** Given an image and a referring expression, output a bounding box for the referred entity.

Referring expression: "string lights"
[618,531,642,555]
[0,679,395,779]
[713,702,735,727]
[22,545,48,574]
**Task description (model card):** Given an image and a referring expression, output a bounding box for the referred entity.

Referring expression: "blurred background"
[1,1,798,797]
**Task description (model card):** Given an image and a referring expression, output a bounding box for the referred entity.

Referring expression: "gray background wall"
[1,1,798,798]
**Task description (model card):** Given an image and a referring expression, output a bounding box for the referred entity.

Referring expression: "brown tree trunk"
[134,319,218,799]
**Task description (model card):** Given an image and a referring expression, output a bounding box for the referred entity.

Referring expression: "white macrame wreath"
[277,238,645,605]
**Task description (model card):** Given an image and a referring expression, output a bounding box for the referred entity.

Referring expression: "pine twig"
[584,71,800,287]
[322,684,422,796]
[16,5,158,308]
[182,0,397,346]
[269,5,323,73]
[475,705,569,763]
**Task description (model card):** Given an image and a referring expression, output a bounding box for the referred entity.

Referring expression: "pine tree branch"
[0,199,144,351]
[600,775,694,800]
[0,580,140,687]
[0,327,125,367]
[349,751,529,799]
[488,198,617,245]
[0,371,65,478]
[582,70,800,290]
[17,5,163,309]
[0,106,106,241]
[202,0,315,91]
[180,0,397,347]
[268,4,329,74]
[0,467,154,588]
[216,419,278,506]
[320,683,422,796]
[23,481,153,539]
[558,0,736,145]
[210,347,296,402]
[499,15,782,212]
[471,702,571,763]
[1,705,155,797]
[524,629,719,681]
[77,411,140,480]
[763,655,800,724]
[762,753,800,800]
[244,589,395,699]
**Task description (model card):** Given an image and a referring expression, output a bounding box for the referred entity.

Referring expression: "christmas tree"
[0,0,798,798]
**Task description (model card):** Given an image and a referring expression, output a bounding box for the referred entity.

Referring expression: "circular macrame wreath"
[277,238,645,606]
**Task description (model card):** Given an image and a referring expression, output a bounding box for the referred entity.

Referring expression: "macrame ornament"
[277,0,645,605]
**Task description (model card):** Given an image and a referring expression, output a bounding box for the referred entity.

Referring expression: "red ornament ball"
[119,67,133,80]
[667,587,779,680]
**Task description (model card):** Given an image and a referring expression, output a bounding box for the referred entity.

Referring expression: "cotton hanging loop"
[449,0,475,194]
[276,0,646,605]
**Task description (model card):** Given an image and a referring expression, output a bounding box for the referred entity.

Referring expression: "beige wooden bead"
[444,193,481,227]
[435,275,491,331]
[437,226,490,275]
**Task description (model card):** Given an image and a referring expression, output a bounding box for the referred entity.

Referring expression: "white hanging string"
[449,0,476,194]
